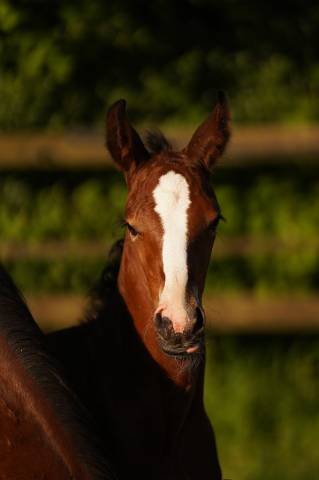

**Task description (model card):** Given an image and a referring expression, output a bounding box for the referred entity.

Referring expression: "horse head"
[106,93,230,373]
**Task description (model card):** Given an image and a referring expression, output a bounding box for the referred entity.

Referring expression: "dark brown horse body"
[0,266,115,479]
[47,94,230,479]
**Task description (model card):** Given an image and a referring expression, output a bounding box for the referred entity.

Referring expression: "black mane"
[86,239,124,323]
[144,129,172,154]
[0,265,115,479]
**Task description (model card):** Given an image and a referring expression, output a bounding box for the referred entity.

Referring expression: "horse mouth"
[160,336,204,359]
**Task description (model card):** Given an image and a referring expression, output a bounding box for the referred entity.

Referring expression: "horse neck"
[117,240,204,392]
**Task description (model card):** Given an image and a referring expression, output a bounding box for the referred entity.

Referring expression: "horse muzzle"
[154,306,205,358]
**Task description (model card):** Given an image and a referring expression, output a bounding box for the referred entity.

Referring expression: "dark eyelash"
[127,224,139,236]
[209,213,226,230]
[121,219,140,236]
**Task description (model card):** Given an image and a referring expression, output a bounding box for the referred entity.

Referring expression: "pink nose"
[155,305,188,333]
[155,306,205,336]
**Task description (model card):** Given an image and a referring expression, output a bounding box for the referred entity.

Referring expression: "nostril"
[155,312,162,329]
[155,313,173,339]
[193,307,205,333]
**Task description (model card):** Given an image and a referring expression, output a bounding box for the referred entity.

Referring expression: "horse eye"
[127,223,139,239]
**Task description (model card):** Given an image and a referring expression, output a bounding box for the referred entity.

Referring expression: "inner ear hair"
[185,91,231,170]
[106,99,149,175]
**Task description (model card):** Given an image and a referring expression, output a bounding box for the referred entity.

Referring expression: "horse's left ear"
[185,91,231,170]
[106,99,149,179]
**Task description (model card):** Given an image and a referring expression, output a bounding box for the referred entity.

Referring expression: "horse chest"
[102,367,191,467]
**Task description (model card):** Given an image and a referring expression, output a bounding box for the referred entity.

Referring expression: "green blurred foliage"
[0,175,125,242]
[1,165,318,294]
[0,0,318,129]
[6,258,103,293]
[205,334,319,479]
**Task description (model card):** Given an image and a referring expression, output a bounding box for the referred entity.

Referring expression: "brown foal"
[47,92,230,479]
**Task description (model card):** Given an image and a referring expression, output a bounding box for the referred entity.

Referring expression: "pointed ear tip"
[116,98,127,108]
[216,90,228,107]
[213,91,231,123]
[107,98,127,117]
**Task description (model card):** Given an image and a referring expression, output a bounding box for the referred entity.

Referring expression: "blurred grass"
[0,163,318,295]
[205,334,319,480]
[0,168,318,243]
[4,253,319,296]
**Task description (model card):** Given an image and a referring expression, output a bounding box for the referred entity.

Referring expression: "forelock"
[144,129,172,155]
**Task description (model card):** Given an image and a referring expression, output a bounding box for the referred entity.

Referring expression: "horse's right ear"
[106,99,149,179]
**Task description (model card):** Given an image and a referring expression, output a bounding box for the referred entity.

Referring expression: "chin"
[161,341,205,371]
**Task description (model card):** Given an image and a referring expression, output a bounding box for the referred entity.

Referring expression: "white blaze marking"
[153,171,190,329]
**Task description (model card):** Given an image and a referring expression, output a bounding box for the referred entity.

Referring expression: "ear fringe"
[106,99,127,167]
[185,91,231,170]
[106,100,149,175]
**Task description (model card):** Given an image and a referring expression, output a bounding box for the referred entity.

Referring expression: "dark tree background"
[0,0,318,128]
